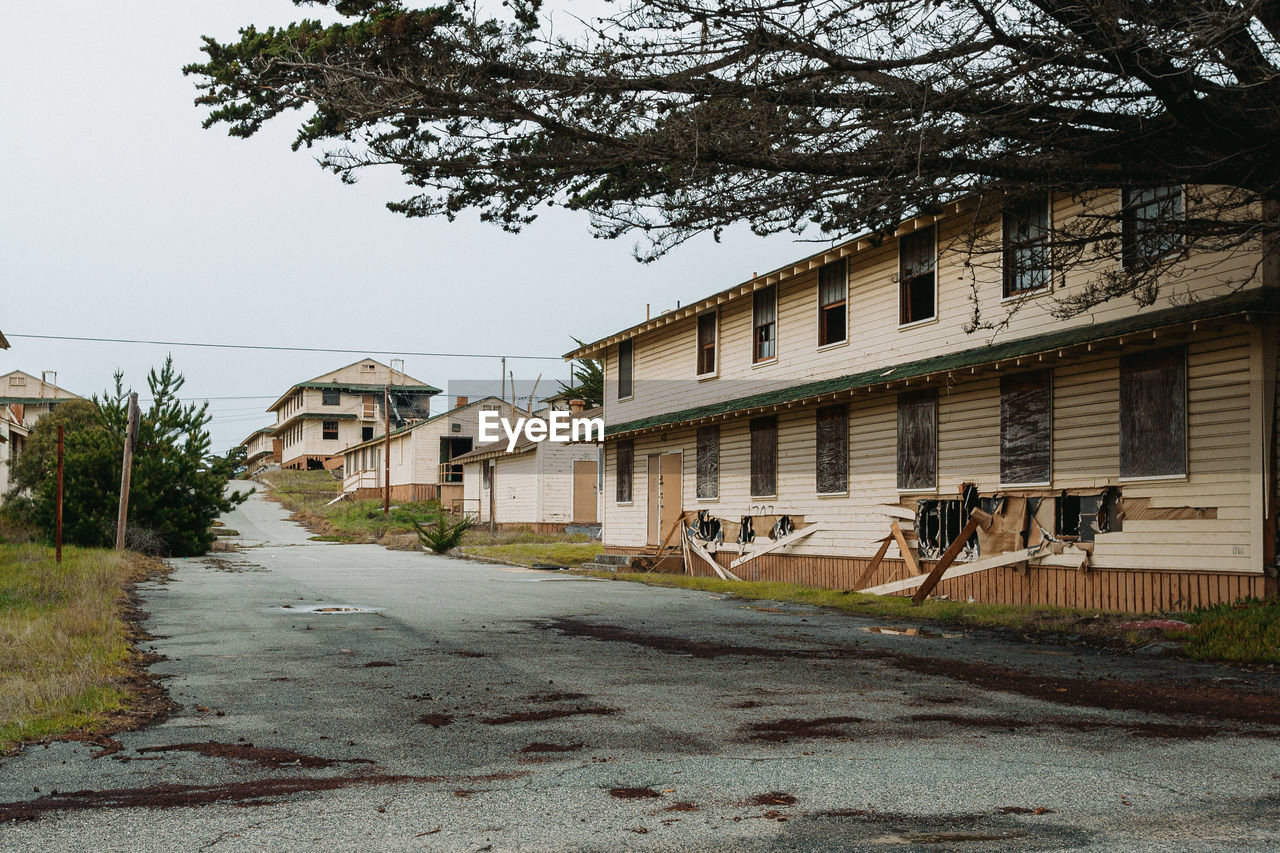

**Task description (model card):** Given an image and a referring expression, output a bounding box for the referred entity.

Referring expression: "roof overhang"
[266,381,441,413]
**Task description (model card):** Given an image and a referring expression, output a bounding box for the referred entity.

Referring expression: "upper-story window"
[1122,186,1184,269]
[322,420,340,441]
[817,259,848,346]
[617,339,634,399]
[899,225,937,325]
[696,312,717,377]
[753,285,777,363]
[322,388,341,406]
[1003,195,1051,297]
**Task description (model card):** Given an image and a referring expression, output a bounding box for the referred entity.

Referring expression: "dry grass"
[459,542,602,569]
[0,545,156,752]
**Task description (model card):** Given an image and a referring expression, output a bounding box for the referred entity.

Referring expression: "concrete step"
[591,553,634,567]
[580,562,620,573]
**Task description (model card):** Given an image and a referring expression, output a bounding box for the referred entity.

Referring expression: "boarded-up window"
[753,286,777,362]
[816,404,848,494]
[696,425,719,499]
[322,420,339,440]
[897,390,937,490]
[1003,195,1051,296]
[1120,347,1186,479]
[750,416,777,497]
[1000,370,1052,485]
[899,226,936,324]
[615,439,634,502]
[818,259,847,346]
[697,312,717,376]
[617,340,634,399]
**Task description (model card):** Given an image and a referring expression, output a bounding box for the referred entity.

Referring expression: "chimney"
[455,395,469,408]
[569,399,585,415]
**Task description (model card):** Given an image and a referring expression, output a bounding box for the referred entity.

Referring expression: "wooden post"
[115,392,139,551]
[55,424,64,563]
[383,383,391,515]
[850,536,893,592]
[911,509,990,604]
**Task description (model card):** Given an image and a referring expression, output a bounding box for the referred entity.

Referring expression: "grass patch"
[1181,598,1280,665]
[460,542,602,569]
[0,544,161,753]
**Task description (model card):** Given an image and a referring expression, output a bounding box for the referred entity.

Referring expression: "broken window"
[361,426,374,442]
[1000,369,1052,486]
[1122,186,1183,269]
[617,340,634,399]
[750,416,778,497]
[696,312,717,376]
[818,259,847,346]
[1120,346,1187,479]
[916,485,980,561]
[815,404,848,494]
[898,226,936,325]
[322,420,339,441]
[615,439,634,502]
[696,425,719,499]
[753,285,777,362]
[1003,195,1051,296]
[322,388,341,406]
[896,389,937,491]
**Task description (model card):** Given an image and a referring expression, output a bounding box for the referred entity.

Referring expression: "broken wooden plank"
[862,547,1047,596]
[876,505,917,521]
[911,511,985,604]
[890,521,921,577]
[850,536,893,591]
[686,534,742,582]
[729,524,825,569]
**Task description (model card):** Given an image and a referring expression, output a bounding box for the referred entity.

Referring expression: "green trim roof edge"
[604,289,1280,438]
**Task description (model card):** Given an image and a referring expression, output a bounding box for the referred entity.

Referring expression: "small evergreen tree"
[6,357,246,556]
[557,337,602,408]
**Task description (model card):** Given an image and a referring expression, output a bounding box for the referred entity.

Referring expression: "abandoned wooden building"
[267,358,439,471]
[0,370,82,497]
[454,401,603,532]
[337,396,514,507]
[237,426,279,474]
[567,189,1280,612]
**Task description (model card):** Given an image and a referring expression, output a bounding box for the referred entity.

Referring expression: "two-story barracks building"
[568,189,1280,612]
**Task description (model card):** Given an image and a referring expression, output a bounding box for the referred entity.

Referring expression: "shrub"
[415,514,474,554]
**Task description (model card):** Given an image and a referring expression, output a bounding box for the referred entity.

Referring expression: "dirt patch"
[453,650,486,659]
[665,801,699,812]
[543,618,1280,726]
[750,792,797,806]
[909,712,1233,740]
[996,806,1055,815]
[809,808,984,827]
[609,787,662,800]
[0,773,432,823]
[133,742,371,769]
[363,661,396,668]
[521,742,584,753]
[417,714,454,727]
[743,716,864,742]
[483,707,618,725]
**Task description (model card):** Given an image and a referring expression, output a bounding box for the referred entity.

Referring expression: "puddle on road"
[860,626,963,639]
[265,604,382,615]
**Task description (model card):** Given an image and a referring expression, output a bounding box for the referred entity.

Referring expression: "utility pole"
[55,424,64,564]
[115,392,139,551]
[383,381,391,516]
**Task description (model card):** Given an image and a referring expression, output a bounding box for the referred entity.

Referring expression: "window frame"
[1118,346,1188,482]
[615,439,635,504]
[896,389,938,492]
[322,419,340,441]
[749,415,778,498]
[695,311,718,378]
[1002,194,1053,300]
[816,258,849,349]
[616,339,634,401]
[999,369,1053,488]
[815,403,849,496]
[898,225,938,328]
[321,388,342,406]
[1121,185,1185,270]
[752,285,778,365]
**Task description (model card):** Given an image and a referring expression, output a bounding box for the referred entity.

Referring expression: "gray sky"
[1,1,810,453]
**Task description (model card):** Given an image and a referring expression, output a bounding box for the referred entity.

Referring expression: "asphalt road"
[1,486,1278,852]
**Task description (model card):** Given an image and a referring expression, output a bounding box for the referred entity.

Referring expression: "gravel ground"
[1,486,1277,852]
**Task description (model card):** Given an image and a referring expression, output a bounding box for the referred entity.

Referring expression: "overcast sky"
[1,2,810,453]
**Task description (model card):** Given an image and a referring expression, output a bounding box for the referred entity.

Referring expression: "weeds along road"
[1,486,1278,852]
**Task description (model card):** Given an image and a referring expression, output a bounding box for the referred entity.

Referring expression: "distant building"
[0,370,82,496]
[238,426,279,474]
[338,396,514,506]
[267,359,440,471]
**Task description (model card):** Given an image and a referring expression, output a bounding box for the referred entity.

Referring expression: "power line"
[8,333,566,361]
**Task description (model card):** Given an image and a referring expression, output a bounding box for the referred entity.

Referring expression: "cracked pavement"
[1,486,1278,851]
